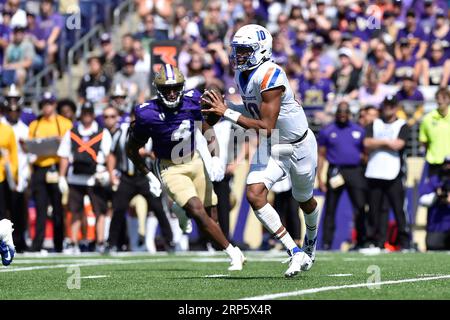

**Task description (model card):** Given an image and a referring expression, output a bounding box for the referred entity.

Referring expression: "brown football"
[201,90,221,126]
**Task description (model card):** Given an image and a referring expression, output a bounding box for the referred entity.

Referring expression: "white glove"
[95,171,110,187]
[146,172,162,197]
[210,156,225,182]
[58,176,69,195]
[419,192,437,207]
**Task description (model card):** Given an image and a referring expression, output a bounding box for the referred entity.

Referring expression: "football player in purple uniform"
[126,64,245,271]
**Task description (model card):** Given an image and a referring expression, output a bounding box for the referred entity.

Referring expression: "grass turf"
[1,251,450,300]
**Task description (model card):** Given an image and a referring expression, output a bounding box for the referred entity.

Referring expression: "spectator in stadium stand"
[28,92,73,253]
[25,12,45,72]
[419,88,450,177]
[422,40,450,87]
[301,36,335,79]
[112,54,147,105]
[271,32,292,67]
[95,84,131,128]
[291,23,309,59]
[99,33,122,80]
[77,55,111,105]
[343,11,369,54]
[358,68,394,110]
[395,10,429,60]
[172,5,200,43]
[331,47,361,101]
[0,11,11,75]
[298,59,334,124]
[135,0,173,39]
[429,10,449,60]
[241,0,266,26]
[312,0,332,34]
[57,102,112,254]
[105,109,173,253]
[2,92,26,252]
[56,98,77,123]
[35,0,62,65]
[363,95,412,252]
[133,39,151,80]
[393,38,421,84]
[318,101,367,250]
[4,0,26,29]
[133,14,168,54]
[3,25,35,87]
[0,113,18,221]
[117,33,134,66]
[370,10,398,52]
[395,71,425,127]
[420,0,437,36]
[201,1,228,40]
[368,42,395,85]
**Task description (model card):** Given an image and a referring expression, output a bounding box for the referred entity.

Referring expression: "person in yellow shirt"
[0,122,18,219]
[28,92,73,252]
[419,87,450,177]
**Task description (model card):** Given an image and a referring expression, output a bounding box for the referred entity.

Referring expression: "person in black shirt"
[77,55,111,105]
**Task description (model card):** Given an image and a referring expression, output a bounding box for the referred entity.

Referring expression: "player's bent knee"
[246,185,267,209]
[298,196,317,213]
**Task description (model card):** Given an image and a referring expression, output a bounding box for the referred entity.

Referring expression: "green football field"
[1,251,450,300]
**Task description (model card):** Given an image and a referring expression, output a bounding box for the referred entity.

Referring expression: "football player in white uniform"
[202,24,320,277]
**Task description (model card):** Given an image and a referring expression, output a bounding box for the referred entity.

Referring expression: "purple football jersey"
[133,89,204,160]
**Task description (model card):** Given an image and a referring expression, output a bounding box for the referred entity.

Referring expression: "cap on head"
[39,91,57,109]
[100,33,111,44]
[153,64,185,109]
[382,95,398,106]
[80,101,95,114]
[338,47,353,58]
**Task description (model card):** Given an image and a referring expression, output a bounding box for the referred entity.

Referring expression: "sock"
[224,244,235,258]
[254,203,283,234]
[255,204,299,254]
[304,205,320,241]
[145,216,158,253]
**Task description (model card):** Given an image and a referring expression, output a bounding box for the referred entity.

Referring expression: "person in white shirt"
[57,102,112,253]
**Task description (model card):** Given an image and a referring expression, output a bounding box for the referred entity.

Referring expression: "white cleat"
[0,219,15,249]
[284,251,312,278]
[228,246,246,271]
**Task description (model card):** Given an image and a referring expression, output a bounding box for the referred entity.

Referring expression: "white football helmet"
[230,24,273,72]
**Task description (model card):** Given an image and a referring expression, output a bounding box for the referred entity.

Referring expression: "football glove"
[146,172,162,197]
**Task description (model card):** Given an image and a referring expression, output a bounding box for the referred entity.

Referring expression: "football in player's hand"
[201,89,222,126]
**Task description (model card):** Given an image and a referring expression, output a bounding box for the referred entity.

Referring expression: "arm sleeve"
[56,130,72,158]
[398,124,410,142]
[365,123,374,138]
[100,129,112,158]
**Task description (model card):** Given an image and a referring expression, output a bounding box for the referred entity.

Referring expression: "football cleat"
[0,219,15,266]
[301,236,317,271]
[284,251,312,278]
[228,246,246,271]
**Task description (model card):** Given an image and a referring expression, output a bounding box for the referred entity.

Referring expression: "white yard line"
[241,275,450,300]
[204,274,230,278]
[80,275,110,279]
[328,274,353,277]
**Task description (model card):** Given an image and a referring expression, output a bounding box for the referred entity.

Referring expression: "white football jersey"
[233,60,309,143]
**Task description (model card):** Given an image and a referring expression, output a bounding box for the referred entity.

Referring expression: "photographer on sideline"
[419,157,450,250]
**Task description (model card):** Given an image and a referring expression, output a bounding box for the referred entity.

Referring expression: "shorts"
[68,184,108,219]
[158,152,218,208]
[247,128,318,203]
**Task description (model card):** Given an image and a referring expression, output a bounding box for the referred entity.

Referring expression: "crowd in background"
[0,0,449,253]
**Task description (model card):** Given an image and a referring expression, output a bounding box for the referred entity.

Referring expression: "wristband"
[223,108,241,123]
